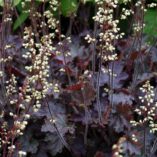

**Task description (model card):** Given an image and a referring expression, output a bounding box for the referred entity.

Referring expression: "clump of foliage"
[1,0,157,157]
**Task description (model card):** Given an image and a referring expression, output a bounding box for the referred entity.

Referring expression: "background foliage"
[1,0,157,157]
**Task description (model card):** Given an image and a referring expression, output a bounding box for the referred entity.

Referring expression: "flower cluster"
[122,0,131,4]
[147,3,157,8]
[93,0,124,61]
[121,8,134,20]
[44,0,59,30]
[23,27,54,112]
[0,25,55,155]
[112,137,126,157]
[133,23,145,33]
[84,34,96,43]
[130,81,157,133]
[18,150,27,157]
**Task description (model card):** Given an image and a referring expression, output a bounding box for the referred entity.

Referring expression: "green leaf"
[61,0,78,17]
[14,1,41,31]
[0,0,21,6]
[0,0,4,6]
[35,0,49,1]
[13,0,21,6]
[81,0,95,3]
[144,9,157,43]
[144,9,157,35]
[13,12,29,31]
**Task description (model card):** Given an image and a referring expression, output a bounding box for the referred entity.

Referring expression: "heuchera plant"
[0,0,157,157]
